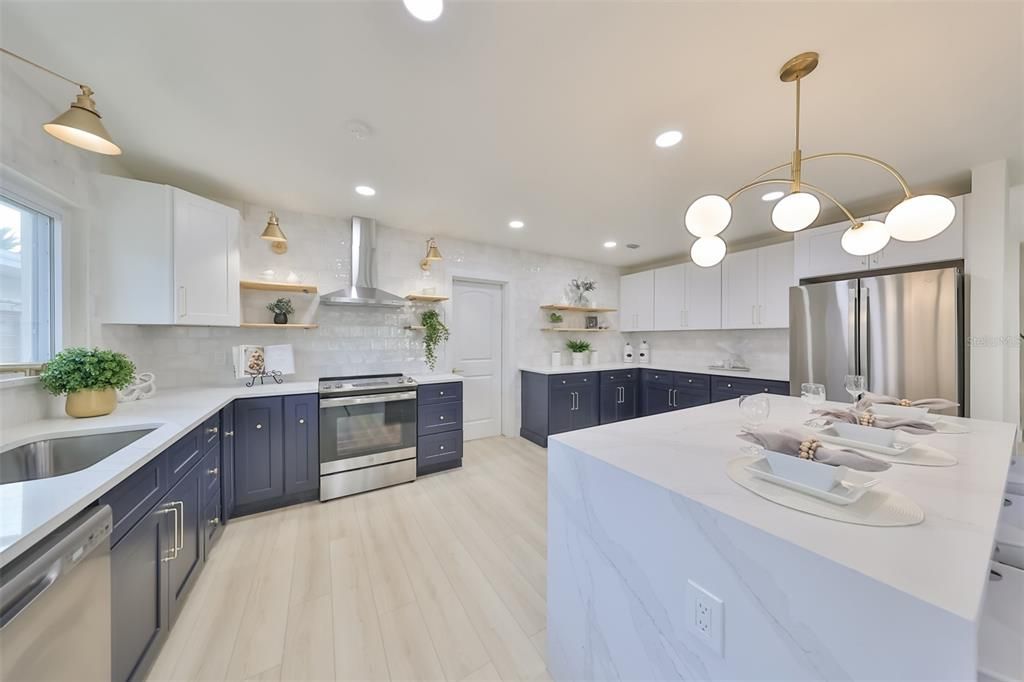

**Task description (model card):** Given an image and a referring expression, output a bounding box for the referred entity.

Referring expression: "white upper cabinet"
[794,195,965,281]
[683,262,721,330]
[721,249,759,329]
[97,176,240,326]
[721,243,793,329]
[652,264,684,331]
[619,270,654,331]
[756,242,794,328]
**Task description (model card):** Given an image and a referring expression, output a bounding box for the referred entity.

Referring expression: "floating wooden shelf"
[540,304,617,313]
[405,325,426,331]
[541,327,613,332]
[405,294,449,302]
[240,323,319,329]
[240,280,319,294]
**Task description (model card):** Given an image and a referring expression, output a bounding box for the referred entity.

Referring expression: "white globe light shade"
[884,194,956,242]
[841,220,890,256]
[403,0,443,21]
[690,236,727,268]
[684,195,732,237]
[771,191,820,232]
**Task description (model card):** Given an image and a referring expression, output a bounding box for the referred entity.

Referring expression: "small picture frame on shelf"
[585,316,598,329]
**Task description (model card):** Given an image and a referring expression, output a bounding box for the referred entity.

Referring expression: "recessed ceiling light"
[403,0,443,22]
[603,241,617,248]
[761,190,785,202]
[655,130,683,148]
[355,185,376,196]
[508,220,524,229]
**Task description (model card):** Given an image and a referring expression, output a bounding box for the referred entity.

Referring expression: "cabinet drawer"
[418,401,463,436]
[640,369,674,387]
[549,372,598,388]
[201,447,220,504]
[674,385,711,409]
[200,414,220,454]
[418,381,462,405]
[417,430,462,471]
[675,372,709,391]
[600,370,637,384]
[100,455,169,547]
[167,426,203,486]
[711,376,790,402]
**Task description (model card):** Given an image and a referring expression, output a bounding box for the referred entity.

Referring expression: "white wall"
[623,329,789,376]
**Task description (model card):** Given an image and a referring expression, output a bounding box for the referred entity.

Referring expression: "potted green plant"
[566,338,591,366]
[548,311,564,328]
[266,297,294,324]
[421,309,450,370]
[39,347,136,418]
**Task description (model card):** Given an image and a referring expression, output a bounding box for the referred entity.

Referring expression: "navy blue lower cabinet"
[599,370,637,424]
[520,371,601,446]
[220,406,235,522]
[416,382,464,475]
[110,502,170,682]
[233,397,285,508]
[163,462,204,627]
[710,376,790,403]
[640,369,676,416]
[283,394,319,496]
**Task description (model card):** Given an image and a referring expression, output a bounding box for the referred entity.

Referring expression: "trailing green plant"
[566,338,591,353]
[39,347,136,396]
[266,297,295,315]
[421,309,450,370]
[548,312,564,323]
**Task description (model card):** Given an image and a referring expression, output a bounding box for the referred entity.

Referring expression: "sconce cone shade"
[424,238,442,261]
[771,191,820,232]
[684,194,732,237]
[260,211,287,242]
[42,86,121,155]
[841,220,890,256]
[690,236,727,268]
[884,194,956,242]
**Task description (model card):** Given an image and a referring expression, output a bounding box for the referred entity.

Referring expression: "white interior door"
[451,279,503,440]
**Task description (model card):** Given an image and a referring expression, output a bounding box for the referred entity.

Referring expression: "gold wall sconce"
[261,210,288,254]
[1,47,122,155]
[420,237,443,271]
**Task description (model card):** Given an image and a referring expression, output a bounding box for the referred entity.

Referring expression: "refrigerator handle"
[859,287,870,390]
[847,287,858,375]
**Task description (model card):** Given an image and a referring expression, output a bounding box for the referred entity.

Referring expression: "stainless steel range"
[318,373,418,501]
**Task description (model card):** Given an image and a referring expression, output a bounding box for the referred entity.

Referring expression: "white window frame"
[0,181,63,372]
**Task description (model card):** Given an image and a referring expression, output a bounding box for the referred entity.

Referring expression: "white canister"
[551,350,562,367]
[590,350,600,365]
[638,339,650,363]
[623,341,634,363]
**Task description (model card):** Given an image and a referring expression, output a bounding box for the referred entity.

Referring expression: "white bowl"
[833,422,896,447]
[763,450,844,491]
[870,403,929,420]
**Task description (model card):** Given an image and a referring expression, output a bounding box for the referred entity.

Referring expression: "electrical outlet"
[686,580,724,656]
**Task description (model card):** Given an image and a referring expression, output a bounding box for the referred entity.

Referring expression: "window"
[0,193,56,367]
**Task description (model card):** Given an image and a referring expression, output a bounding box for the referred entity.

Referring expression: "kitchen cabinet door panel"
[548,387,576,435]
[572,384,600,430]
[757,242,794,328]
[171,189,240,326]
[794,221,868,281]
[653,264,685,331]
[283,394,319,496]
[233,398,285,505]
[220,407,235,522]
[165,464,203,626]
[683,263,721,329]
[620,271,654,331]
[721,249,759,329]
[641,382,675,416]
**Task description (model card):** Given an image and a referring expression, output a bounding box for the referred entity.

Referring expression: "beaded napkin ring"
[898,398,913,406]
[858,413,876,426]
[798,439,822,460]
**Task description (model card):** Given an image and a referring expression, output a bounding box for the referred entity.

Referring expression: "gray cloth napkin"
[855,391,959,411]
[738,428,891,472]
[811,408,936,435]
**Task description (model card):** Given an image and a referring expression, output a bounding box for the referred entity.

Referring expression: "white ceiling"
[3,1,1022,266]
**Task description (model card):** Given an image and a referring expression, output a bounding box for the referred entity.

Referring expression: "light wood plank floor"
[146,436,550,682]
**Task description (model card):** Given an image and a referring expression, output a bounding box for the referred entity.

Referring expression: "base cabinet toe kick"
[521,368,789,445]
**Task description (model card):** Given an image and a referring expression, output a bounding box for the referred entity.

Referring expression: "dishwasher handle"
[0,505,112,630]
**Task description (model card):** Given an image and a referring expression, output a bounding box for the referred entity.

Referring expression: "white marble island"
[547,397,1018,681]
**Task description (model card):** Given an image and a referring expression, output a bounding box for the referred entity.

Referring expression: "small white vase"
[572,352,585,367]
[590,350,600,365]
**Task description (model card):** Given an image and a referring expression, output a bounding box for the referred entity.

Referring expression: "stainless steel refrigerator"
[789,266,964,415]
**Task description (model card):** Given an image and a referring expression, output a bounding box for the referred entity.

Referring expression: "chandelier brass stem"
[750,151,914,198]
[726,178,859,227]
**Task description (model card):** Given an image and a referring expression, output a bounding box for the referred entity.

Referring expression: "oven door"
[319,391,417,475]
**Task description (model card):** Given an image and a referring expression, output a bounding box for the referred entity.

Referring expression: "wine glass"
[738,394,771,455]
[801,382,826,406]
[844,375,866,403]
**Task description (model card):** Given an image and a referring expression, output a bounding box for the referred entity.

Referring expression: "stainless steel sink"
[1,428,156,484]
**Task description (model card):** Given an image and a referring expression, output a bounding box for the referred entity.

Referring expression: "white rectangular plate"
[816,426,914,456]
[744,457,877,506]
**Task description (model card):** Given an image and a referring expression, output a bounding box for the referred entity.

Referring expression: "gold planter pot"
[65,387,117,418]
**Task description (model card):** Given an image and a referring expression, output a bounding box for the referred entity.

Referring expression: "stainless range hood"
[321,216,406,307]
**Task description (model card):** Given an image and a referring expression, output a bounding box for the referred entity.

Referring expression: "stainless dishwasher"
[0,505,112,681]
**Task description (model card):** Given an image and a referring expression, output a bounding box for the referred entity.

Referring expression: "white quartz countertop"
[1,373,457,567]
[550,396,1017,622]
[519,361,789,382]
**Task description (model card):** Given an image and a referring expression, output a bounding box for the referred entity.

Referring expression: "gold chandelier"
[684,51,956,267]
